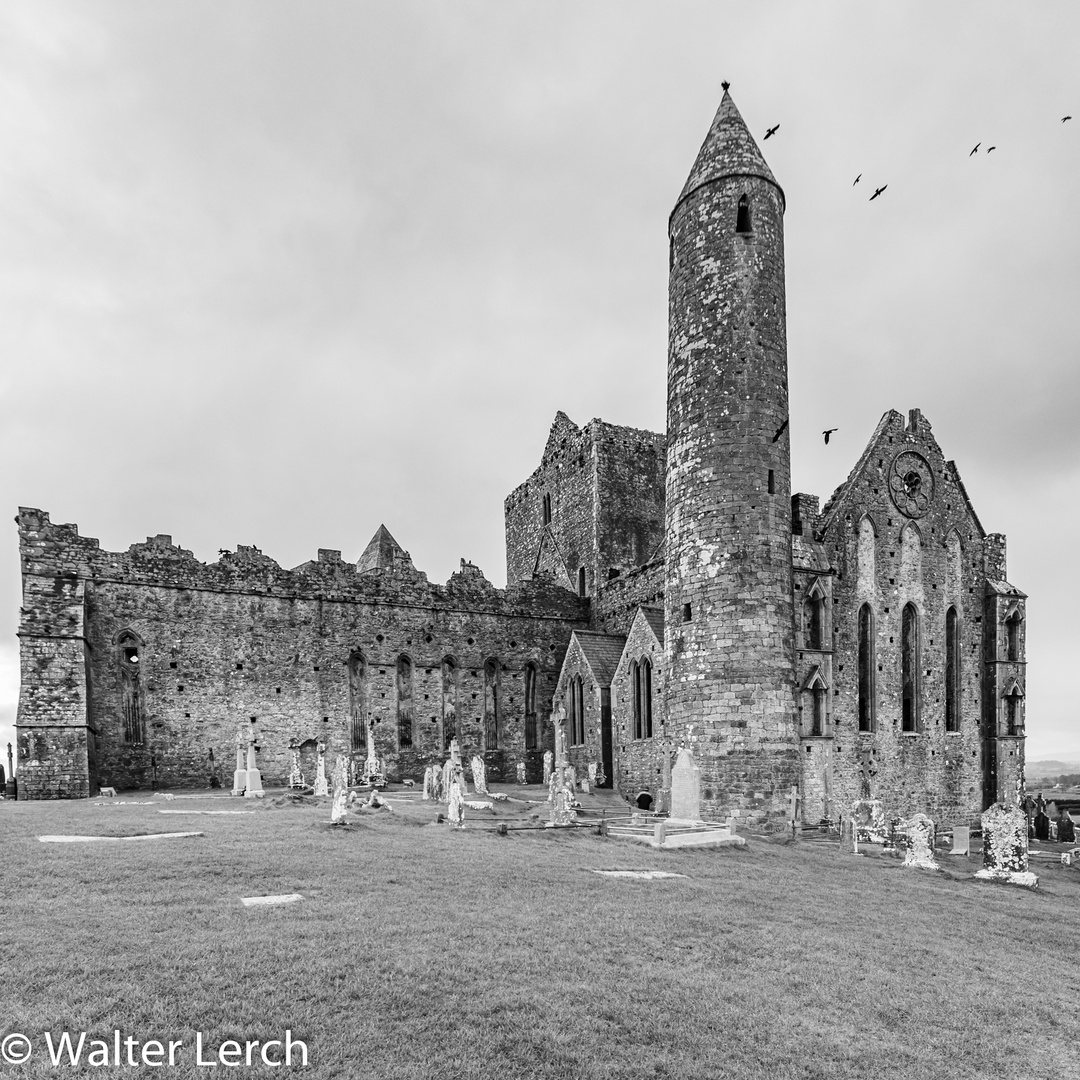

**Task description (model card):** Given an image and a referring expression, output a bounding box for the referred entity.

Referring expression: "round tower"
[663,86,799,824]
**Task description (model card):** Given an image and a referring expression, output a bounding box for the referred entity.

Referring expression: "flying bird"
[869,185,887,201]
[1063,116,1072,122]
[987,146,997,153]
[853,173,861,186]
[970,143,980,155]
[764,124,780,139]
[823,428,838,444]
[772,418,789,443]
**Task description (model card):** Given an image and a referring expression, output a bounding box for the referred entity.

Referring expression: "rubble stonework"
[15,89,1026,819]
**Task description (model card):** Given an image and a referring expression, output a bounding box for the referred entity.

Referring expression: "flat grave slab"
[240,894,304,907]
[39,832,204,843]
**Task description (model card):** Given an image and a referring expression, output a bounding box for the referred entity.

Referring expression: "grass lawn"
[2,788,1078,1079]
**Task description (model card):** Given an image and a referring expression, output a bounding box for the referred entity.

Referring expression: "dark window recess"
[542,493,552,526]
[768,469,775,495]
[578,567,587,597]
[682,603,692,623]
[736,193,752,233]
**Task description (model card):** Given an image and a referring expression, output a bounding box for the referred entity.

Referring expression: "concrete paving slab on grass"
[38,832,204,843]
[241,894,304,907]
[589,869,687,880]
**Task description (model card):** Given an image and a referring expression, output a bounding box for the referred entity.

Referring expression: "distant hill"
[1026,759,1080,778]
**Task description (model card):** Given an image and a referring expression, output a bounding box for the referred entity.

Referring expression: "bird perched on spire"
[869,185,887,201]
[822,428,838,444]
[764,123,780,139]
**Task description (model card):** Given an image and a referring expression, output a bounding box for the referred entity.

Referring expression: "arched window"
[396,655,413,749]
[1005,609,1022,662]
[441,656,457,750]
[569,675,585,747]
[857,604,875,732]
[901,603,920,732]
[483,659,500,750]
[804,585,825,650]
[524,663,538,750]
[117,631,145,745]
[348,651,367,751]
[578,566,587,598]
[1003,684,1024,736]
[811,687,825,737]
[945,608,961,732]
[736,193,752,233]
[631,658,653,740]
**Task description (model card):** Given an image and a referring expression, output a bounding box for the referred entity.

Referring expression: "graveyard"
[4,765,1080,1080]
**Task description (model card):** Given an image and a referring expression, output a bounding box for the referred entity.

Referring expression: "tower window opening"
[682,602,692,623]
[736,194,752,233]
[542,493,552,526]
[768,469,775,495]
[1004,688,1023,736]
[669,234,675,270]
[578,566,586,597]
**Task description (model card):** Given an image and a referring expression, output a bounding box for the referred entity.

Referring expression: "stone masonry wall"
[664,162,799,825]
[819,410,995,826]
[610,610,667,807]
[17,508,588,796]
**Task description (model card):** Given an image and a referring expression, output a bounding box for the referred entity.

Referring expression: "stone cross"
[515,760,527,785]
[6,742,12,780]
[365,713,378,775]
[287,741,304,789]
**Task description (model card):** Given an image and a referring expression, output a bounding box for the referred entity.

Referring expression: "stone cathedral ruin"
[14,90,1027,824]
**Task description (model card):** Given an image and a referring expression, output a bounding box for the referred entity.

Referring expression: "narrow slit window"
[945,607,960,732]
[542,493,552,526]
[736,194,752,233]
[857,604,875,732]
[768,469,775,495]
[901,603,920,732]
[578,566,586,597]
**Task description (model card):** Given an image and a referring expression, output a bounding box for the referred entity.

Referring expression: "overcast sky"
[2,2,1078,768]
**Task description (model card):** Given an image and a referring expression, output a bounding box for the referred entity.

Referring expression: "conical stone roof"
[674,87,784,215]
[357,524,409,572]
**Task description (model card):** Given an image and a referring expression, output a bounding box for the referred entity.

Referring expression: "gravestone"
[670,748,701,821]
[1058,812,1076,845]
[313,741,329,797]
[422,764,439,801]
[287,741,304,790]
[243,726,263,798]
[542,750,553,786]
[898,813,938,870]
[977,803,1037,887]
[330,756,349,824]
[470,755,489,796]
[949,826,971,855]
[850,799,887,844]
[516,760,527,785]
[565,765,577,793]
[231,731,247,796]
[446,766,466,828]
[1034,811,1050,842]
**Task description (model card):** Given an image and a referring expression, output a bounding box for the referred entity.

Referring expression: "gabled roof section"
[533,527,574,590]
[541,411,582,463]
[572,630,628,688]
[820,410,900,531]
[641,608,664,646]
[801,665,830,692]
[675,87,784,215]
[357,525,412,573]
